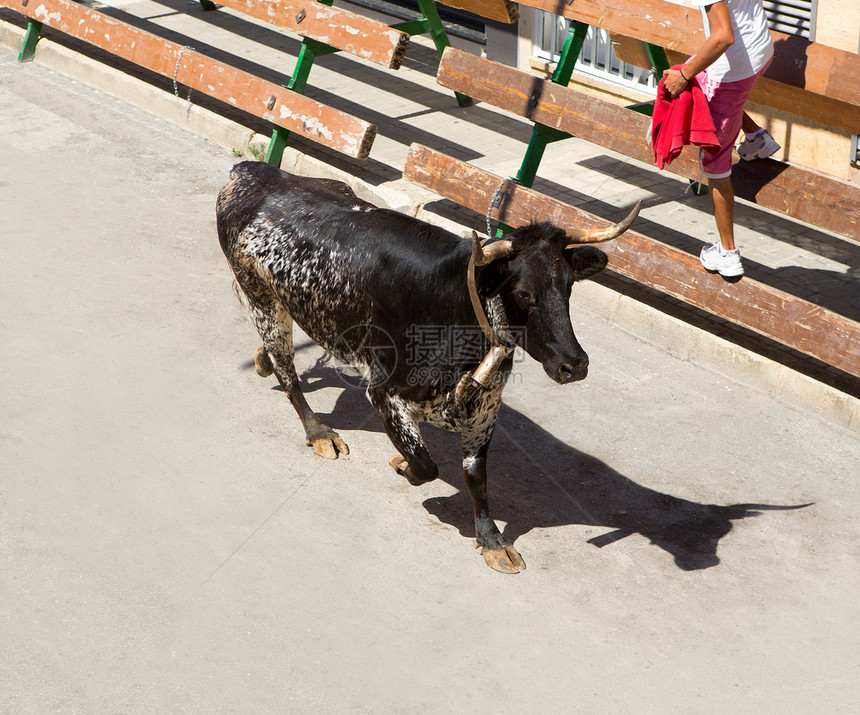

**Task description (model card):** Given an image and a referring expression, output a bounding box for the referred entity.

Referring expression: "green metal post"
[644,42,670,78]
[266,127,289,167]
[625,42,670,117]
[264,36,332,164]
[551,21,589,86]
[413,0,450,58]
[262,0,336,167]
[626,100,656,116]
[482,21,592,235]
[514,21,589,189]
[491,124,560,236]
[516,125,557,188]
[18,19,43,62]
[414,0,471,106]
[264,40,317,166]
[391,19,432,36]
[289,40,320,94]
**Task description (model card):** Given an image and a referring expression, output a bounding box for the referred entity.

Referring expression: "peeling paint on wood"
[4,0,376,158]
[215,0,410,69]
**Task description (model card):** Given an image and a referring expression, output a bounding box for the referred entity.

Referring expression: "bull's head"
[473,203,640,384]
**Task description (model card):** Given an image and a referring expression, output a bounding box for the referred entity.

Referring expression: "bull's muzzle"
[548,354,589,384]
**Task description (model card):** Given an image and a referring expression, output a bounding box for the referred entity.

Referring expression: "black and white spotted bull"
[217,161,639,573]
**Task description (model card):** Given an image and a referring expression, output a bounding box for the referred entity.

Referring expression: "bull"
[217,161,639,573]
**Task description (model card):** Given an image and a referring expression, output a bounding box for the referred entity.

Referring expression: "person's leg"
[699,173,743,278]
[700,88,744,257]
[707,175,736,251]
[698,76,751,277]
[741,112,760,134]
[738,62,779,159]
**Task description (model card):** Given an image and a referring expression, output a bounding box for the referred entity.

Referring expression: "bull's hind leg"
[245,294,348,459]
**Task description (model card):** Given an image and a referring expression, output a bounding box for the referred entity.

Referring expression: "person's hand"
[662,68,690,99]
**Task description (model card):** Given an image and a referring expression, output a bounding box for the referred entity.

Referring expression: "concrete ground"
[2,44,859,714]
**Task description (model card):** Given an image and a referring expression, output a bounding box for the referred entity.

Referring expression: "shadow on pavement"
[284,359,812,571]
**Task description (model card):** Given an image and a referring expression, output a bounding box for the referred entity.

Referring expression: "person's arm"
[663,1,735,97]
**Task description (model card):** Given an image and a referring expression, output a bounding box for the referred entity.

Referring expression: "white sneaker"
[737,129,780,160]
[700,243,744,277]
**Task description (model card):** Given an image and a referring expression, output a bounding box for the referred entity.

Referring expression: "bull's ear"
[566,245,608,281]
[475,256,511,299]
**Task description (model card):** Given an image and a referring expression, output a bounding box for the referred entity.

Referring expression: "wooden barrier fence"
[4,0,377,158]
[4,0,858,378]
[404,144,860,379]
[435,47,860,240]
[403,37,860,379]
[521,0,860,135]
[197,0,518,160]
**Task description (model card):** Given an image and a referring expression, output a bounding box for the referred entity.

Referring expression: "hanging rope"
[172,45,194,109]
[485,176,519,237]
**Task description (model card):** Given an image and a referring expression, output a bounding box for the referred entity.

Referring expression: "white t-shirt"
[693,0,774,82]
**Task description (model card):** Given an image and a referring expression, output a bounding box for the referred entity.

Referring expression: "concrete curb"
[2,20,857,432]
[577,281,858,431]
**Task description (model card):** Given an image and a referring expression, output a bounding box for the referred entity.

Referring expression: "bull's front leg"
[368,389,438,486]
[462,426,526,574]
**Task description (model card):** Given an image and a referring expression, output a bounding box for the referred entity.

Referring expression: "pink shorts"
[693,59,771,179]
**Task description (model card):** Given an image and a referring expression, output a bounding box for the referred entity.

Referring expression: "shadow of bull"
[284,357,811,571]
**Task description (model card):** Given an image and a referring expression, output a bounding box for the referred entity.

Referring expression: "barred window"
[534,17,657,91]
[763,0,817,40]
[532,1,818,91]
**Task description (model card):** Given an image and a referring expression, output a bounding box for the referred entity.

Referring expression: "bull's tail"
[231,279,251,310]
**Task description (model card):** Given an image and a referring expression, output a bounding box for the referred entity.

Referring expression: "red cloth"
[650,65,719,170]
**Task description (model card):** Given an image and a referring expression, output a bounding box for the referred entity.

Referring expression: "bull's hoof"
[480,544,526,574]
[388,454,436,486]
[389,454,408,474]
[254,347,274,378]
[306,426,349,459]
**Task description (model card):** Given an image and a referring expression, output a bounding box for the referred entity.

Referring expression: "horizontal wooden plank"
[645,44,858,137]
[437,0,519,23]
[436,48,860,240]
[519,0,860,111]
[519,0,703,54]
[213,0,410,69]
[746,75,859,136]
[609,34,655,70]
[4,0,376,158]
[403,143,860,378]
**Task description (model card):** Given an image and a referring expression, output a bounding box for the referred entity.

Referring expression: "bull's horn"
[565,201,642,245]
[471,230,514,266]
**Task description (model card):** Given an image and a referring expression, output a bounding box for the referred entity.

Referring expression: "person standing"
[662,0,780,278]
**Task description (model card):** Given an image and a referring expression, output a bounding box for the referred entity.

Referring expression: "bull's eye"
[513,289,536,310]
